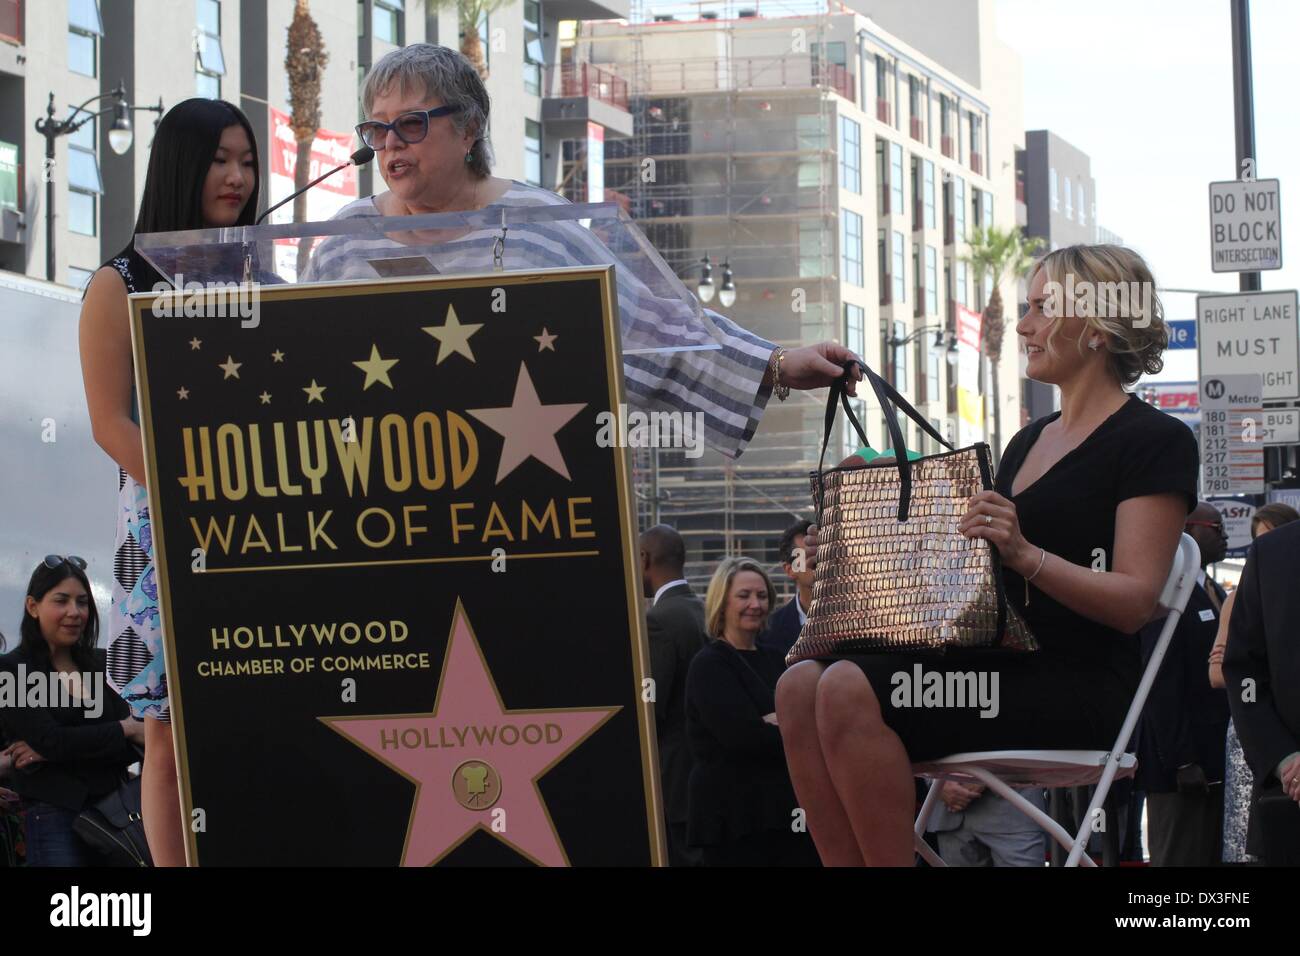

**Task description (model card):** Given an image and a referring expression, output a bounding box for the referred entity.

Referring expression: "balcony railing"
[0,0,20,45]
[548,63,629,111]
[940,134,954,159]
[610,55,852,100]
[909,116,924,142]
[876,97,890,123]
[970,151,983,176]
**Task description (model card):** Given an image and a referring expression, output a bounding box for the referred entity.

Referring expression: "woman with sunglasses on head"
[303,43,861,459]
[0,557,143,866]
[78,98,261,867]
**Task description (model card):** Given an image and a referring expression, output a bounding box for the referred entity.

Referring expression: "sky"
[994,0,1298,359]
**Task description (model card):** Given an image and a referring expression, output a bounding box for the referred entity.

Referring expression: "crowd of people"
[2,40,1298,869]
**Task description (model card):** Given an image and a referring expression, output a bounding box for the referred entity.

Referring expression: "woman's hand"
[120,719,146,746]
[2,741,46,771]
[778,343,862,395]
[959,491,1037,576]
[1283,754,1300,803]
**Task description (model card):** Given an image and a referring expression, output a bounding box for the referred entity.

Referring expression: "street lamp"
[697,255,715,303]
[718,259,736,308]
[34,81,164,282]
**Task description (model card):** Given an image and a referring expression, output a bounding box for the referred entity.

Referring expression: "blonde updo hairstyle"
[1029,244,1167,387]
[703,556,776,639]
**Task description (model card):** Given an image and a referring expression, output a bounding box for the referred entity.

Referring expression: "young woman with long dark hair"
[0,558,142,866]
[78,98,261,866]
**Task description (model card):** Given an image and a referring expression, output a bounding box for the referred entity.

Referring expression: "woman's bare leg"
[776,662,867,866]
[815,661,915,866]
[142,716,187,866]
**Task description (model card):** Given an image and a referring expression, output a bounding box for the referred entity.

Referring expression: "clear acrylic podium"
[134,200,722,357]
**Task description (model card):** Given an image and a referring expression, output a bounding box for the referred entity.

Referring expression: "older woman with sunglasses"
[303,43,860,459]
[0,556,144,866]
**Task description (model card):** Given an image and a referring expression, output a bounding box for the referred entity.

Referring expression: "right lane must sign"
[1196,290,1299,401]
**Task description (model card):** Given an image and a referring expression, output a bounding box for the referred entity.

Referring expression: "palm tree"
[286,0,328,275]
[963,226,1044,461]
[428,0,515,79]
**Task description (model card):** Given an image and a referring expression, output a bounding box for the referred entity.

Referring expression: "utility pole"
[1230,0,1260,294]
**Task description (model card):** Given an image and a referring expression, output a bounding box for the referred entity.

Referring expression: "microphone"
[256,146,375,225]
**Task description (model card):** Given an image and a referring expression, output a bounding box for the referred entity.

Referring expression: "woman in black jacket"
[0,557,143,866]
[684,556,819,866]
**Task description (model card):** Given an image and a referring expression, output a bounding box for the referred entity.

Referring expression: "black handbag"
[73,774,153,867]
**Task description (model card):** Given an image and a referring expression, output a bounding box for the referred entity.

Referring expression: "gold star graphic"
[177,386,190,400]
[218,356,242,380]
[259,391,272,404]
[353,344,399,390]
[271,349,285,363]
[422,304,483,364]
[189,338,202,350]
[303,380,326,403]
[534,327,558,352]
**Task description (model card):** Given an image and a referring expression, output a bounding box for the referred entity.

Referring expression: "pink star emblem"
[468,362,586,483]
[321,601,619,867]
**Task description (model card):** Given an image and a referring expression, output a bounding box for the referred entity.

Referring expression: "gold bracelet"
[771,347,790,402]
[1023,547,1047,605]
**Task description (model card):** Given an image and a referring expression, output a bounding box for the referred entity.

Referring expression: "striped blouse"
[300,181,775,458]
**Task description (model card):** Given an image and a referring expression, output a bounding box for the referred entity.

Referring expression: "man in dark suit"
[639,524,707,866]
[1137,501,1231,866]
[757,519,813,657]
[1224,518,1300,866]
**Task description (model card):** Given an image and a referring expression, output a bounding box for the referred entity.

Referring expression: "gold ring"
[984,515,993,526]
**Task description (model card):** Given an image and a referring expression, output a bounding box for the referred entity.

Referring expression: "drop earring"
[1088,339,1101,351]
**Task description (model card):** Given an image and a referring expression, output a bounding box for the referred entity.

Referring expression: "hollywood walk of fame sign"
[128,268,666,865]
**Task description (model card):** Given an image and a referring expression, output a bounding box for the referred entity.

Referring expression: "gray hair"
[361,43,493,178]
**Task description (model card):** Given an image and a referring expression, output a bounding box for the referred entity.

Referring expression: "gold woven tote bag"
[786,361,1038,664]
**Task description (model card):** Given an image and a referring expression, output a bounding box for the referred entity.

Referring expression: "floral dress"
[103,248,170,722]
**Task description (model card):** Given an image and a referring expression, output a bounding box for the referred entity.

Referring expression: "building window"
[953,174,966,241]
[875,54,888,102]
[1049,168,1058,211]
[889,141,903,215]
[912,241,921,310]
[1064,176,1072,219]
[923,159,936,229]
[983,190,993,230]
[524,118,541,186]
[927,345,941,403]
[523,0,543,96]
[478,11,490,72]
[68,0,102,77]
[908,75,921,128]
[1077,182,1086,226]
[67,116,101,237]
[845,302,865,359]
[910,156,919,227]
[875,139,886,210]
[195,0,225,98]
[891,230,905,304]
[839,116,860,194]
[876,228,887,299]
[68,266,95,290]
[841,209,863,286]
[373,0,403,44]
[925,245,938,315]
[892,319,908,389]
[956,260,968,307]
[799,220,823,278]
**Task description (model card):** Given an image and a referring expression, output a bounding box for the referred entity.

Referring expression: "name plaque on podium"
[129,266,666,865]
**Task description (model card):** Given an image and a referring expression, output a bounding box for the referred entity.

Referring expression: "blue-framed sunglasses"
[355,105,463,150]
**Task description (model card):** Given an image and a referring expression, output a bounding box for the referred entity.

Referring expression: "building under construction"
[557,0,1025,596]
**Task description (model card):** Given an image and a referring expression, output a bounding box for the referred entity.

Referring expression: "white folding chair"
[911,532,1201,868]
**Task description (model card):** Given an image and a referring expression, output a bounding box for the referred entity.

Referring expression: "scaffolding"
[564,0,855,595]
